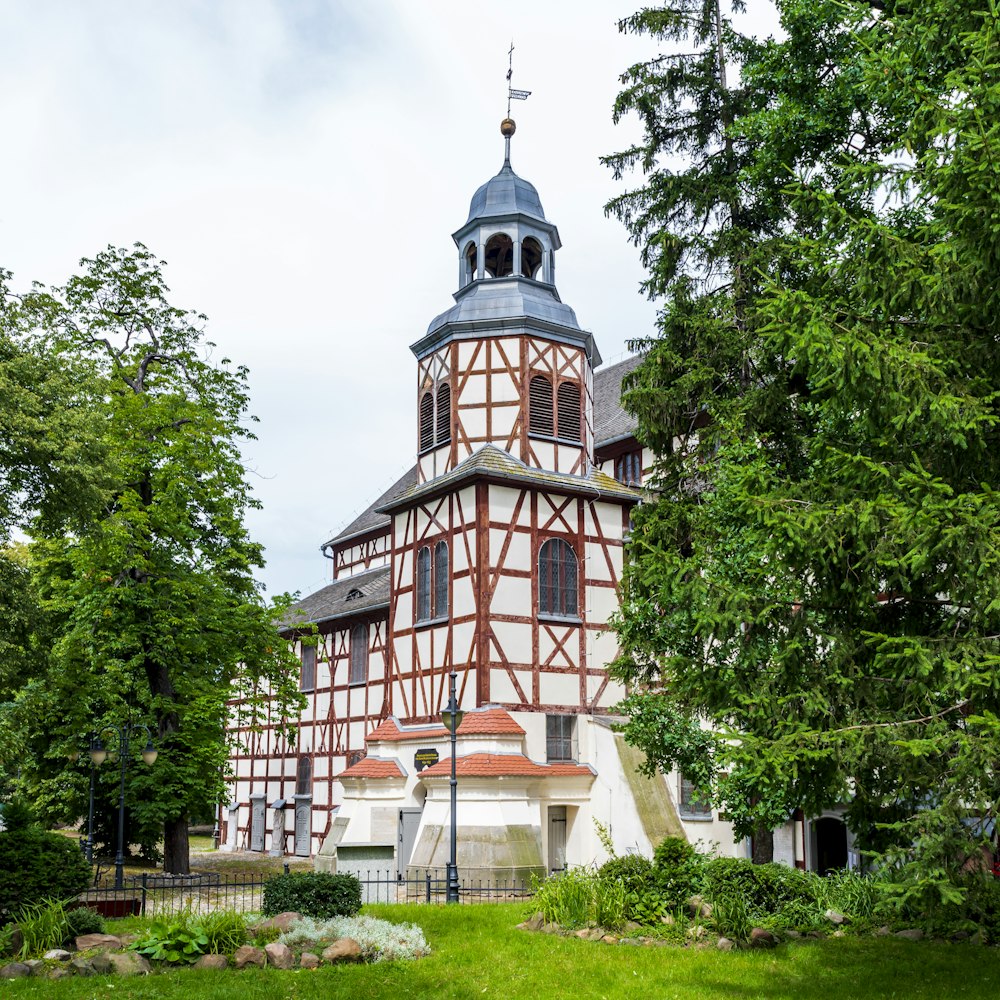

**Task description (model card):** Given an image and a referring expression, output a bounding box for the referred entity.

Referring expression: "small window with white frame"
[546,715,577,762]
[678,773,711,818]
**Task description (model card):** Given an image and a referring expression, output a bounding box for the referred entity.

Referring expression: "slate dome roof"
[466,162,547,224]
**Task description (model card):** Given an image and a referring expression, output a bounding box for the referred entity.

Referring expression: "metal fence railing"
[74,867,531,917]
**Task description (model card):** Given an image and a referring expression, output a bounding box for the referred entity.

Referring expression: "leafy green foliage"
[607,0,1000,880]
[133,913,213,964]
[11,899,70,958]
[64,905,105,940]
[652,837,704,909]
[0,826,91,921]
[4,245,305,871]
[262,871,362,920]
[702,858,819,915]
[198,910,249,955]
[529,868,595,929]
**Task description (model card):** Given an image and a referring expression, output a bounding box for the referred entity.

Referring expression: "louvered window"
[296,755,312,795]
[300,644,316,692]
[349,624,368,684]
[436,384,451,444]
[416,546,432,621]
[434,541,449,617]
[538,538,578,617]
[557,381,581,442]
[529,375,554,436]
[419,391,434,451]
[614,450,642,486]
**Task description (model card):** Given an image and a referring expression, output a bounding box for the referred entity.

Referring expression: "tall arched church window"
[484,234,514,278]
[538,538,578,618]
[436,384,451,444]
[349,624,368,684]
[529,375,554,436]
[416,546,432,621]
[419,391,434,451]
[521,236,543,279]
[557,382,582,442]
[464,241,477,283]
[434,541,449,617]
[296,755,312,795]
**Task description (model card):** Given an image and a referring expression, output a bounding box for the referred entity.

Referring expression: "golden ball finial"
[501,118,516,137]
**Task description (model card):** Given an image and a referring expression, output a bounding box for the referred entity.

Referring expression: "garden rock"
[785,930,801,939]
[824,909,848,925]
[300,952,320,969]
[255,912,301,933]
[540,922,560,934]
[48,967,72,980]
[265,942,294,969]
[832,930,846,938]
[750,928,778,949]
[687,895,713,919]
[9,929,23,956]
[23,960,44,976]
[894,929,924,942]
[624,920,643,933]
[234,945,267,969]
[717,937,734,951]
[574,928,591,939]
[875,926,891,936]
[43,948,72,961]
[969,932,985,947]
[524,912,545,931]
[90,953,114,974]
[686,925,708,940]
[108,953,152,976]
[660,914,676,926]
[322,937,362,963]
[193,954,228,970]
[69,957,96,976]
[76,933,123,951]
[0,962,31,979]
[601,935,618,944]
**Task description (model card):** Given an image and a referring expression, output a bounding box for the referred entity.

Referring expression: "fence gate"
[294,795,312,857]
[249,795,265,852]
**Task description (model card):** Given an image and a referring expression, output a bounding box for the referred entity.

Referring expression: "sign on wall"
[414,748,440,772]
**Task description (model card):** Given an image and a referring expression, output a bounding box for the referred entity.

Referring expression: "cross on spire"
[506,41,531,118]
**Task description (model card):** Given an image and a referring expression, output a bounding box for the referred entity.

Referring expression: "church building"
[222,120,850,880]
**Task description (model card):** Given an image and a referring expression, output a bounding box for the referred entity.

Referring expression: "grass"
[4,903,1000,999]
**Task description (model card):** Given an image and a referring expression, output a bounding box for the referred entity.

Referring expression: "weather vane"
[506,41,531,118]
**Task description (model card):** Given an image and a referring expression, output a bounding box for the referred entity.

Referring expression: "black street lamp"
[440,670,463,904]
[67,734,105,865]
[89,724,157,889]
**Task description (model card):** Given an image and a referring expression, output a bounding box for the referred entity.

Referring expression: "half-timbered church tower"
[223,121,833,878]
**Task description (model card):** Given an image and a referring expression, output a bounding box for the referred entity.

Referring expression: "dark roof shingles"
[280,565,390,631]
[593,353,644,447]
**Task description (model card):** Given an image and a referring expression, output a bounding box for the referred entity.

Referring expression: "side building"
[222,122,853,879]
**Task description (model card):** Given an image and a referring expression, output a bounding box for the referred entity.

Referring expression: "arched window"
[557,381,581,442]
[349,624,368,684]
[529,374,554,436]
[416,546,432,621]
[538,538,578,618]
[484,234,514,277]
[296,755,312,795]
[436,384,451,444]
[522,236,543,279]
[434,541,449,617]
[419,391,434,451]
[464,241,477,283]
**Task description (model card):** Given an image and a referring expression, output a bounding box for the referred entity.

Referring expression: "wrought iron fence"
[74,867,531,917]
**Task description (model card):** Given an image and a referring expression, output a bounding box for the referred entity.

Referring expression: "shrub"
[819,868,884,921]
[0,827,91,922]
[702,857,819,914]
[200,910,248,955]
[593,877,627,930]
[963,876,1000,944]
[65,906,105,940]
[651,836,704,909]
[278,914,428,962]
[262,871,361,920]
[598,854,654,894]
[711,889,753,942]
[530,867,595,928]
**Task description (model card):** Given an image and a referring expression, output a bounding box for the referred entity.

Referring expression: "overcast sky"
[0,1,779,601]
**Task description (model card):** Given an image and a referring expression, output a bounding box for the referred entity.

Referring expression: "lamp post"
[67,734,104,865]
[90,723,157,889]
[440,670,463,904]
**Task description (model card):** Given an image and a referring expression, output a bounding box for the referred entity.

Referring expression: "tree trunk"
[163,816,190,874]
[752,823,775,865]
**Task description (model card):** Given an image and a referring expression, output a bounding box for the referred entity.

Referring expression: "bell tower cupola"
[411,120,601,484]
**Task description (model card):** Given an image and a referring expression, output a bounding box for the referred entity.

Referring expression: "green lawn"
[5,903,999,999]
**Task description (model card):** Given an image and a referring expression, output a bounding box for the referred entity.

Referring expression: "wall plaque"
[414,748,440,772]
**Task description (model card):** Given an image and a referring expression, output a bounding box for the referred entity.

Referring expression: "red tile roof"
[418,753,593,779]
[338,757,405,780]
[365,708,525,743]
